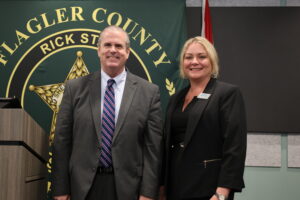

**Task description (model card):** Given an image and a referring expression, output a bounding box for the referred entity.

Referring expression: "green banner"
[0,0,187,197]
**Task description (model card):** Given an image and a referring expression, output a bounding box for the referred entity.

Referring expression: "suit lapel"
[183,78,217,148]
[164,87,189,163]
[112,72,137,143]
[165,87,189,143]
[89,70,102,143]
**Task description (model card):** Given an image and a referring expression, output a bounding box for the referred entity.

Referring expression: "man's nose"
[110,45,117,52]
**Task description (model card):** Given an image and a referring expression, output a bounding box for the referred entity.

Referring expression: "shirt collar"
[101,68,127,89]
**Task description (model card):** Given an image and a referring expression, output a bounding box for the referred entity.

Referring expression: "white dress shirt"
[101,69,127,124]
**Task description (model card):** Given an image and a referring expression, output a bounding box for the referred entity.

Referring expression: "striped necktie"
[100,79,115,167]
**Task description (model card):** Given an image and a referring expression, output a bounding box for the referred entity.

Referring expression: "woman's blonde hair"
[179,36,219,78]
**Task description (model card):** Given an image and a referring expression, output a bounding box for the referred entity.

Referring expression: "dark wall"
[186,7,300,133]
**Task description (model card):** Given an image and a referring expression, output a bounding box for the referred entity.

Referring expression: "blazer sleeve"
[140,86,163,198]
[160,94,176,186]
[218,86,247,191]
[52,81,73,196]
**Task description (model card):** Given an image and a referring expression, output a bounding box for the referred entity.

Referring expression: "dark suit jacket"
[52,70,163,200]
[162,78,247,199]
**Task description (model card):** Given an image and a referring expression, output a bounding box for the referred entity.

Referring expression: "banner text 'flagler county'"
[0,6,171,68]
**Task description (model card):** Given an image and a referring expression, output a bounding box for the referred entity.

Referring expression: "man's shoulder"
[65,71,99,87]
[128,72,158,89]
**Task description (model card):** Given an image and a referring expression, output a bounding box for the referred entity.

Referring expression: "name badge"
[197,93,211,99]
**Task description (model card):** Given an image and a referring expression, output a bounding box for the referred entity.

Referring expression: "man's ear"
[97,47,101,58]
[126,48,130,59]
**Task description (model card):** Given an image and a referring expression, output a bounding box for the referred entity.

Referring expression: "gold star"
[29,51,89,146]
[29,51,90,193]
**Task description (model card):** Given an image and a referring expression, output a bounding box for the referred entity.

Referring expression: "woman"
[161,36,247,200]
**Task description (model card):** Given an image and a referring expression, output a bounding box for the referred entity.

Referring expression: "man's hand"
[159,186,166,200]
[139,195,153,200]
[53,195,70,200]
[209,194,218,200]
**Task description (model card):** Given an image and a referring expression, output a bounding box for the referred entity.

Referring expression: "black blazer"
[162,78,247,199]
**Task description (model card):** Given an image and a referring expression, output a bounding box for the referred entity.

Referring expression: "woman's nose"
[191,57,199,64]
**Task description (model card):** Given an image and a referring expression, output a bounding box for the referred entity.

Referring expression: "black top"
[168,94,199,200]
[170,95,197,144]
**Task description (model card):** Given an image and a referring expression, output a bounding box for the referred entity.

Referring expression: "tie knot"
[107,79,115,87]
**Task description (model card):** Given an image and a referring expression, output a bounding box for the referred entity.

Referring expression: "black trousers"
[86,171,118,200]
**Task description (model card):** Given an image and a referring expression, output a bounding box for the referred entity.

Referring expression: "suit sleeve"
[52,82,73,196]
[140,86,163,198]
[218,86,247,191]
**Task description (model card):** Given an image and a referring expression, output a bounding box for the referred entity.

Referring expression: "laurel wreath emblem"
[165,78,175,96]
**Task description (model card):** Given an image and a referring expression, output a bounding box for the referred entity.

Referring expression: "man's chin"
[103,64,125,72]
[105,62,120,67]
[108,64,120,68]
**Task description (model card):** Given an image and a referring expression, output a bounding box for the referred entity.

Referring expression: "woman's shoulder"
[214,80,244,102]
[166,86,188,107]
[215,79,240,92]
[172,86,189,98]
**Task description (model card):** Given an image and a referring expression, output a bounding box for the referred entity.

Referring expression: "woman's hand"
[210,187,230,200]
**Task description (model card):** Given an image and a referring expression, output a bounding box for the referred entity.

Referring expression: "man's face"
[98,29,130,77]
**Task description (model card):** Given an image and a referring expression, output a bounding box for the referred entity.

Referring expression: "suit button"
[171,145,174,148]
[180,143,184,148]
[92,167,96,172]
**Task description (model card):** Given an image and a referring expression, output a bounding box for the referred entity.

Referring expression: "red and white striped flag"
[201,0,213,43]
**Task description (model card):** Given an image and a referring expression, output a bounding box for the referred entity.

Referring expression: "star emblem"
[29,51,90,193]
[29,51,89,146]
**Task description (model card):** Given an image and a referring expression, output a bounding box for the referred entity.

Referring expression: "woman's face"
[183,42,212,81]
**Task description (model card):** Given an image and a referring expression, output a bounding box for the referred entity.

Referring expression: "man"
[52,25,163,200]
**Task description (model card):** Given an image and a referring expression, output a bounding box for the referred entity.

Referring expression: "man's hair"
[98,25,130,48]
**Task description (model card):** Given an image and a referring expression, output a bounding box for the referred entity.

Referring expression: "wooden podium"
[0,109,48,200]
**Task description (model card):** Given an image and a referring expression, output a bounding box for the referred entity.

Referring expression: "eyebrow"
[185,52,207,55]
[103,42,124,47]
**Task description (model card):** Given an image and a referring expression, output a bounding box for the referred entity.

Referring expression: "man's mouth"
[107,55,119,60]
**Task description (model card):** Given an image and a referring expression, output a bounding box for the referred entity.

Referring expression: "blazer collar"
[89,70,101,144]
[112,72,137,143]
[183,78,217,148]
[164,86,189,153]
[89,70,102,143]
[166,86,189,118]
